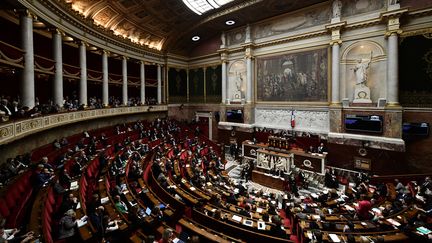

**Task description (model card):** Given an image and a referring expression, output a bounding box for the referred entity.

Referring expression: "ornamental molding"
[0,105,167,145]
[18,0,165,63]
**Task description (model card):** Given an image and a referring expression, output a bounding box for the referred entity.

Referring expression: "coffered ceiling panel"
[62,0,326,55]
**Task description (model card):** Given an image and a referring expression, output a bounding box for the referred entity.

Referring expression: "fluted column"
[140,61,146,105]
[331,42,340,104]
[102,50,109,106]
[157,64,162,104]
[387,33,399,106]
[122,56,128,106]
[20,11,35,108]
[52,29,63,107]
[79,41,87,106]
[221,60,227,104]
[246,55,253,103]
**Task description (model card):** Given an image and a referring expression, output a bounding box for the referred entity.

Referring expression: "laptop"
[243,220,253,227]
[145,207,152,216]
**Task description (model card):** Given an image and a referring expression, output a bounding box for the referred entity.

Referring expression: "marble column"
[122,56,128,106]
[20,12,35,108]
[79,41,87,106]
[246,56,253,103]
[157,64,162,104]
[387,33,399,106]
[221,60,227,104]
[140,61,146,105]
[331,42,340,104]
[102,50,109,107]
[52,29,63,107]
[208,116,213,140]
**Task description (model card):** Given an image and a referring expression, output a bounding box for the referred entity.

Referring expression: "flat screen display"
[226,109,244,123]
[345,115,383,134]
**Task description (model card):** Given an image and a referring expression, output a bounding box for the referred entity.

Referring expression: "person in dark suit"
[269,215,288,238]
[89,206,106,239]
[0,99,12,120]
[317,143,327,154]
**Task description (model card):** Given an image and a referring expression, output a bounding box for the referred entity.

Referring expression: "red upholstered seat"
[0,199,10,218]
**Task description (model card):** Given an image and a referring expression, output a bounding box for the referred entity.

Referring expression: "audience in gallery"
[0,93,158,122]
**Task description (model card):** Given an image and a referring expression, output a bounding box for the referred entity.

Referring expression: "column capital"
[17,9,36,19]
[381,8,408,37]
[78,40,88,47]
[51,28,64,36]
[102,49,110,56]
[139,60,145,65]
[329,39,342,46]
[244,47,254,59]
[385,29,402,37]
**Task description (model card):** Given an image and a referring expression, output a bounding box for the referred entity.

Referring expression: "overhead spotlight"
[192,36,200,41]
[225,20,235,26]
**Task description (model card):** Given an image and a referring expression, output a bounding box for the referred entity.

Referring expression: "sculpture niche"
[352,52,373,103]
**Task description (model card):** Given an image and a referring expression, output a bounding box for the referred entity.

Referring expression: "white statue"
[220,32,226,47]
[353,52,372,86]
[245,24,251,42]
[275,157,288,172]
[332,0,342,20]
[388,0,400,6]
[352,52,373,103]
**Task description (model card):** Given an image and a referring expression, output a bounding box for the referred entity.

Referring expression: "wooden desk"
[252,170,286,191]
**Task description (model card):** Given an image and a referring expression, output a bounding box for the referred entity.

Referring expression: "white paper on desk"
[307,232,313,239]
[77,217,88,227]
[70,181,78,187]
[76,202,81,209]
[232,215,242,222]
[386,218,401,226]
[186,164,190,167]
[190,187,196,191]
[256,208,263,213]
[328,234,341,242]
[173,238,180,243]
[311,193,318,198]
[101,197,109,204]
[312,215,320,220]
[345,205,355,211]
[123,190,129,194]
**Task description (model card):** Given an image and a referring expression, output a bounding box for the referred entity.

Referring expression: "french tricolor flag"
[290,110,296,128]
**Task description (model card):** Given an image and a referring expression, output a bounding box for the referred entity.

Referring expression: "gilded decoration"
[0,106,167,145]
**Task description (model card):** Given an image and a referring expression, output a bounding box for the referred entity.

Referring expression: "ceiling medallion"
[192,36,200,41]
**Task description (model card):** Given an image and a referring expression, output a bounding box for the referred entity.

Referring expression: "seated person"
[269,215,288,238]
[114,195,128,214]
[57,209,78,241]
[59,193,78,216]
[317,143,327,154]
[307,145,316,154]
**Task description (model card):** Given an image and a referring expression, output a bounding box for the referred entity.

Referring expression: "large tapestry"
[256,48,329,102]
[400,35,432,107]
[168,68,187,103]
[205,65,222,103]
[188,68,204,103]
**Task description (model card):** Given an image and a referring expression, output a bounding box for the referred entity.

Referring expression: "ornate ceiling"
[61,0,326,55]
